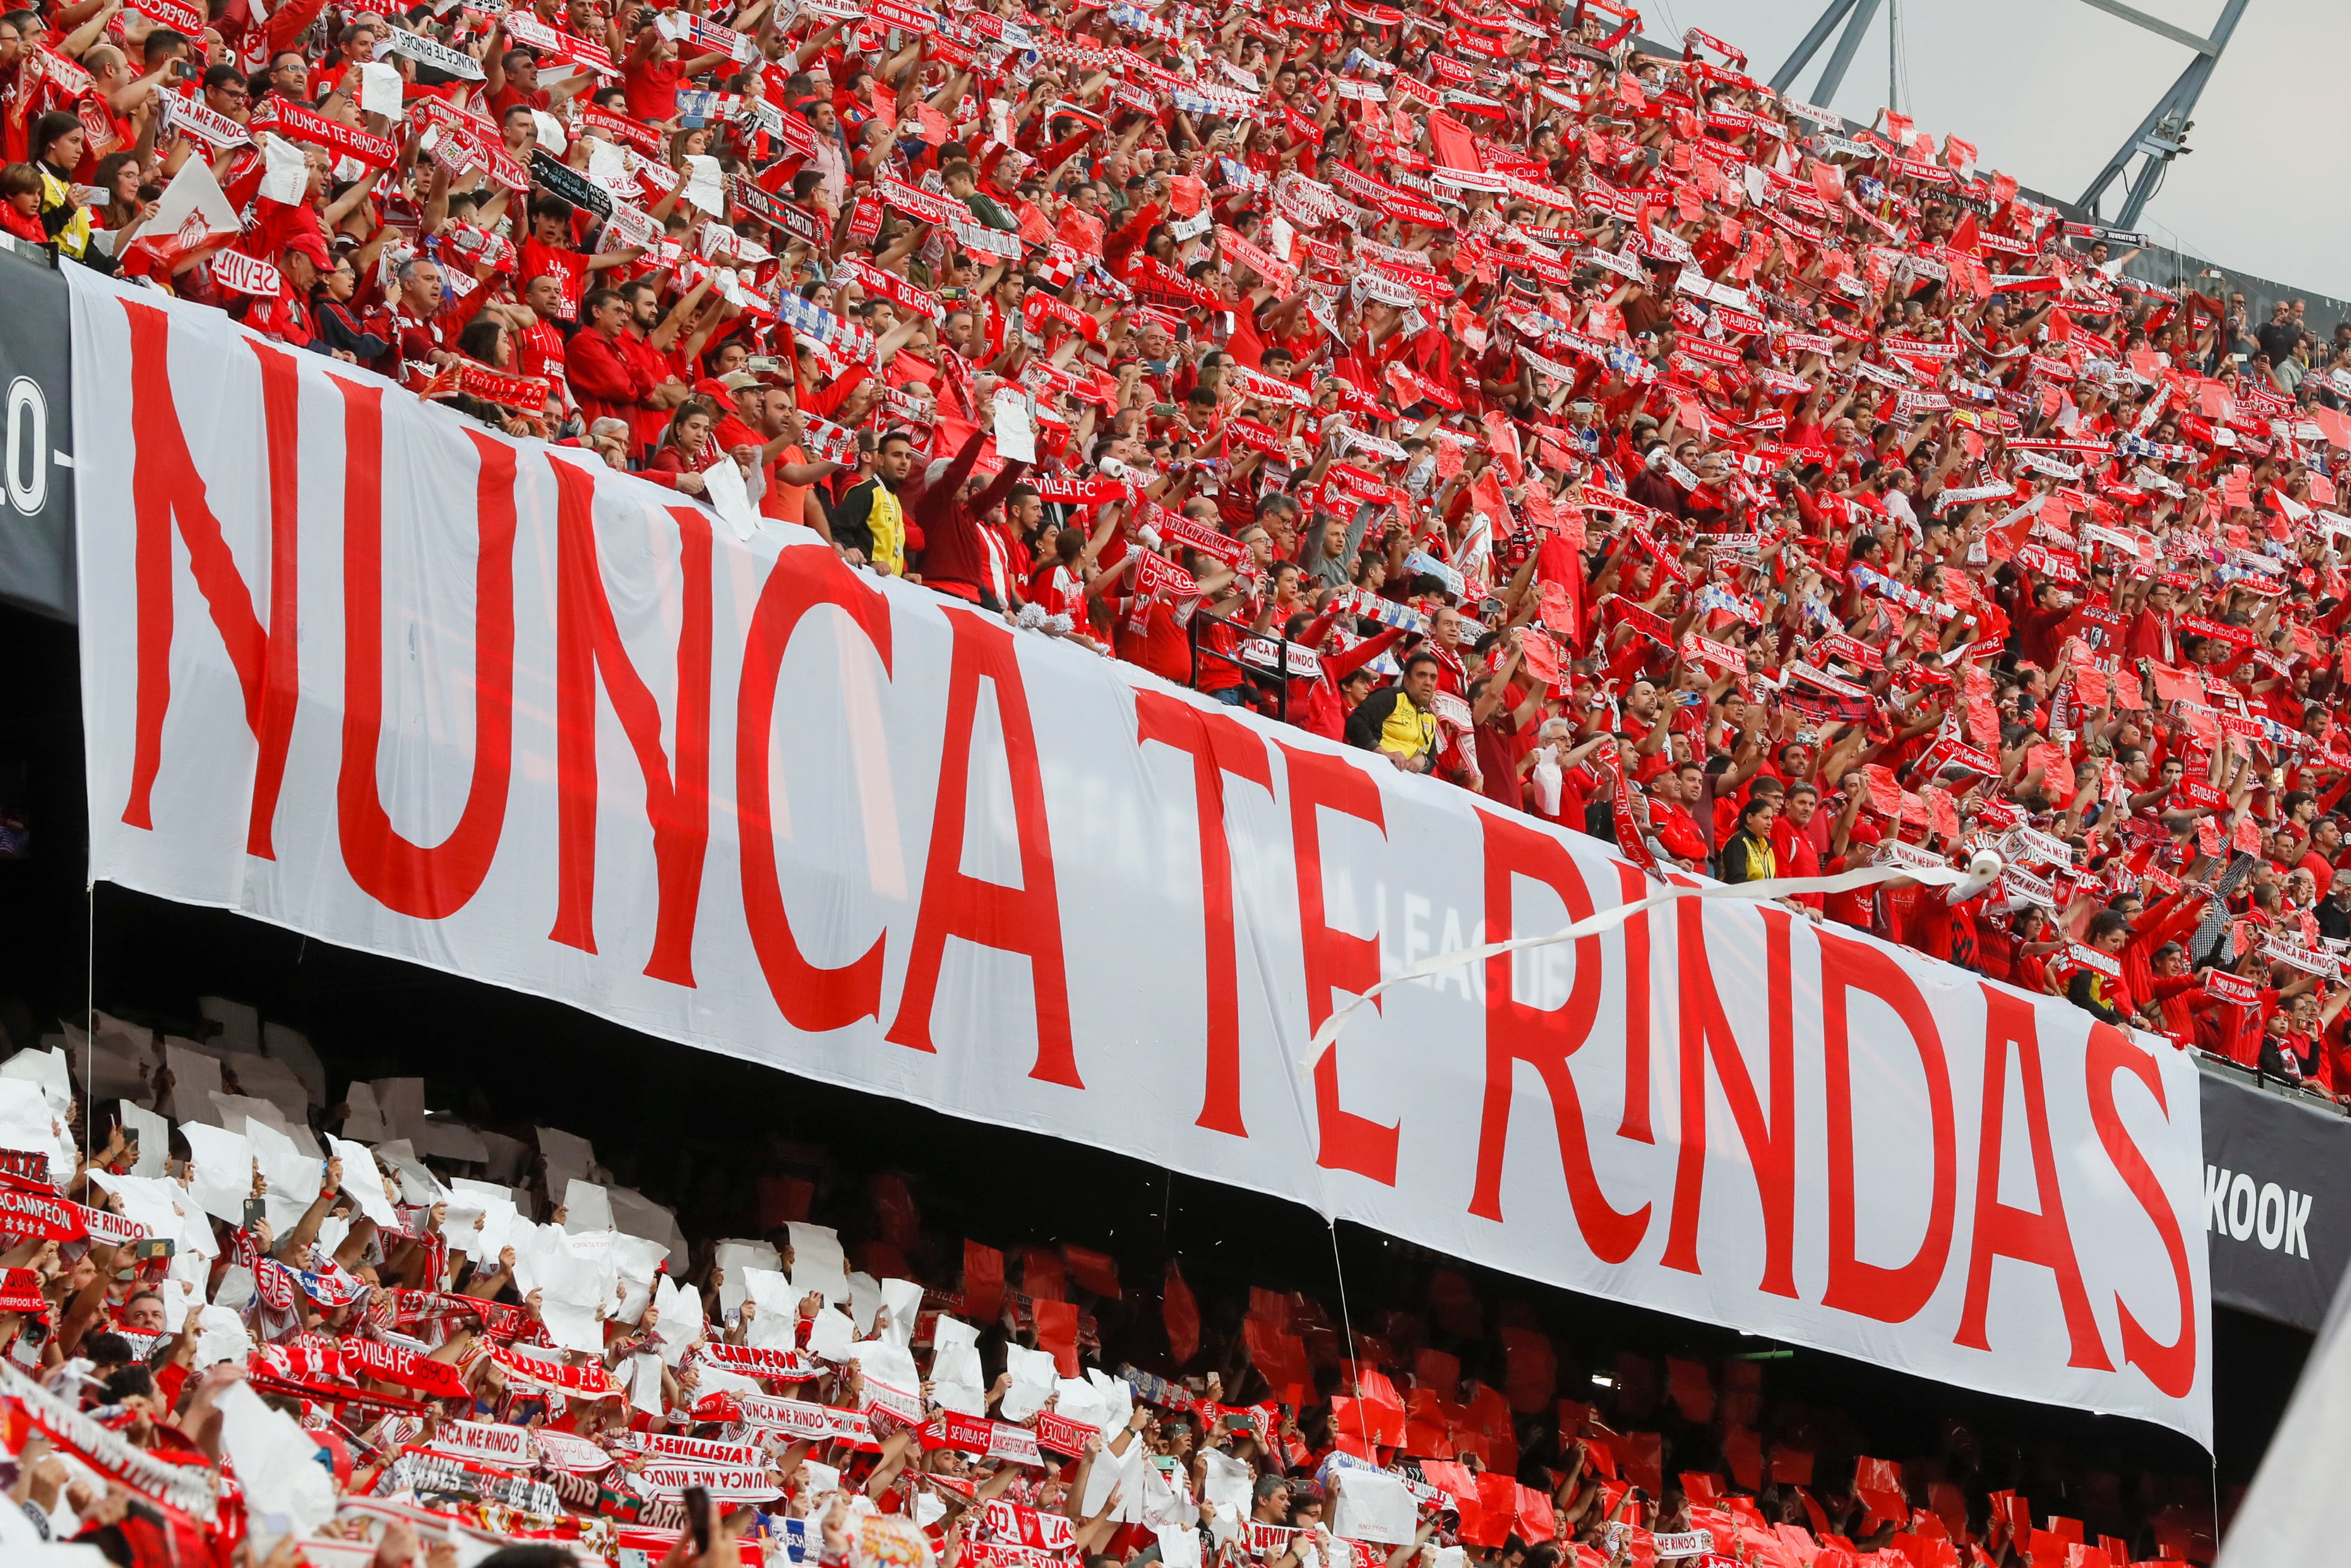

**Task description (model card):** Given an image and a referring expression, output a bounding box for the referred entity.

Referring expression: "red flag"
[1514,1485,1556,1543]
[1481,411,1525,487]
[1020,1246,1065,1301]
[1500,1327,1555,1413]
[1854,1456,1908,1531]
[1618,1431,1663,1495]
[1666,1357,1714,1423]
[1061,1246,1119,1298]
[1429,110,1483,173]
[1465,1473,1519,1547]
[1163,1261,1199,1363]
[962,1240,1004,1322]
[1722,1427,1763,1491]
[1033,1298,1080,1376]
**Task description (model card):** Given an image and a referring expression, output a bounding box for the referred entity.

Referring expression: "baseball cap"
[283,232,333,271]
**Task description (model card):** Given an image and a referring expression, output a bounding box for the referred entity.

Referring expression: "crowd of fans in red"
[3,0,2350,1083]
[0,1014,2227,1568]
[0,2,2331,1562]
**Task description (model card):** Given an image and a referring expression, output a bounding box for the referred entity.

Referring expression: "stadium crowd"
[0,1016,2222,1568]
[4,0,2351,1083]
[0,2,2326,1562]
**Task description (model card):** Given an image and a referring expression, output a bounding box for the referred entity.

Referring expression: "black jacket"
[832,476,897,561]
[1343,686,1430,758]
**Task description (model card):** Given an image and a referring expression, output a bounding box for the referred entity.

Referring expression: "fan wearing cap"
[703,369,768,452]
[242,230,333,349]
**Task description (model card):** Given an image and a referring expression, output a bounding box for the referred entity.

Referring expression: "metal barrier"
[2199,1048,2351,1118]
[1185,607,1309,724]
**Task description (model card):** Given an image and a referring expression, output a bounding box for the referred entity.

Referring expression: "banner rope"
[1301,853,2008,1072]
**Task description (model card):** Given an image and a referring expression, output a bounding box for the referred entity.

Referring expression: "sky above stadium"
[1651,0,2351,309]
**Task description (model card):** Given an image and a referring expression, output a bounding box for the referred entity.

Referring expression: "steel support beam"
[1769,0,1864,96]
[1812,0,1884,106]
[2072,0,2222,56]
[2075,0,2250,227]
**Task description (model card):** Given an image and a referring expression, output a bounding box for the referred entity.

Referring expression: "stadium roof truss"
[1767,0,2251,229]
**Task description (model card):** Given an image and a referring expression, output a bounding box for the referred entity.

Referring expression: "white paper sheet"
[119,1100,168,1178]
[260,1023,325,1110]
[340,1082,392,1142]
[210,1092,286,1134]
[192,1303,252,1367]
[536,1126,596,1191]
[714,1238,781,1318]
[223,1052,310,1122]
[607,1186,689,1270]
[1330,1468,1415,1545]
[177,1121,255,1224]
[850,1336,920,1393]
[258,135,310,205]
[196,997,260,1052]
[930,1315,982,1387]
[701,452,761,540]
[683,153,724,213]
[805,1304,856,1360]
[162,1044,222,1122]
[217,1384,338,1545]
[2,1044,71,1109]
[993,389,1036,462]
[241,1119,318,1241]
[849,1270,880,1336]
[741,1267,802,1350]
[999,1343,1059,1421]
[786,1221,847,1305]
[213,1262,255,1312]
[369,1077,428,1142]
[357,61,404,120]
[0,1078,62,1167]
[878,1277,924,1349]
[562,1178,613,1233]
[652,1271,704,1366]
[327,1136,399,1227]
[374,1149,447,1206]
[447,1176,520,1258]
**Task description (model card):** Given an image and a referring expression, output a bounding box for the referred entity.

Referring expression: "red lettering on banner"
[337,415,516,919]
[1614,861,1656,1143]
[736,544,895,1030]
[1955,990,2111,1369]
[1469,812,1648,1261]
[888,612,1079,1086]
[548,459,713,985]
[1279,744,1399,1185]
[1135,694,1272,1137]
[2084,1025,2195,1397]
[1818,929,1955,1322]
[1661,903,1795,1295]
[124,309,301,859]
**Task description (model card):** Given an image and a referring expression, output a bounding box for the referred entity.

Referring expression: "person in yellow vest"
[28,112,97,265]
[1344,650,1441,772]
[833,429,918,576]
[1717,795,1779,885]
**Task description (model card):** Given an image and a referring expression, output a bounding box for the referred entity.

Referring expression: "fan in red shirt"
[619,21,732,125]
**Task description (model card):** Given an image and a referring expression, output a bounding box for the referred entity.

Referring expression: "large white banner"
[68,271,2212,1445]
